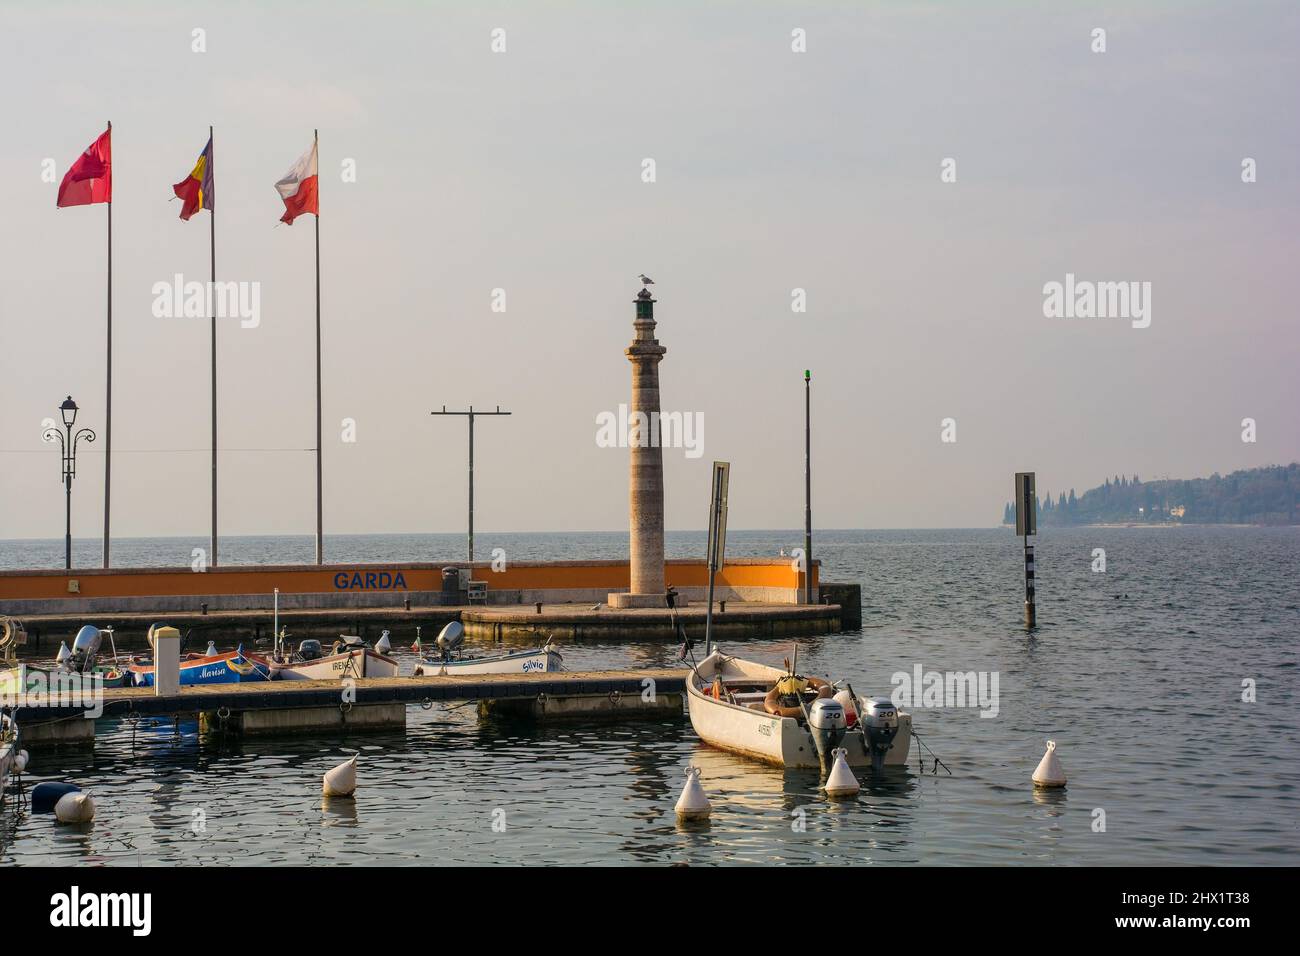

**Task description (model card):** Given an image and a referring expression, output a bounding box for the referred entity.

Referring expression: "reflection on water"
[2,527,1298,865]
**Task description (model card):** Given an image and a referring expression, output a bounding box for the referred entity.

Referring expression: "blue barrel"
[32,782,81,813]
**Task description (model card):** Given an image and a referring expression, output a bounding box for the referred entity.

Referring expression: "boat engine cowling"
[807,697,847,761]
[861,697,900,772]
[436,621,465,653]
[69,625,102,673]
[298,639,324,661]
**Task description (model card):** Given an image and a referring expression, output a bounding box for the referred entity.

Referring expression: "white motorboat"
[414,644,562,676]
[685,648,911,770]
[267,634,399,681]
[411,621,562,676]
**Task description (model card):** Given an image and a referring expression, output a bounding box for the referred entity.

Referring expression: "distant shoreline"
[1002,522,1275,530]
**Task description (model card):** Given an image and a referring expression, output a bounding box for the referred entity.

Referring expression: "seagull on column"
[639,274,655,286]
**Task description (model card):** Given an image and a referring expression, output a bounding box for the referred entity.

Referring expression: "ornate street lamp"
[43,396,96,570]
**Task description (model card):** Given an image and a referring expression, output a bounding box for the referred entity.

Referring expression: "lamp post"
[43,396,96,570]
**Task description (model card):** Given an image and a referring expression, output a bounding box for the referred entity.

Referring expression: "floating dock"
[16,668,688,744]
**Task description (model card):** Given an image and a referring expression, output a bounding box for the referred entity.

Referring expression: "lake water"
[2,527,1297,865]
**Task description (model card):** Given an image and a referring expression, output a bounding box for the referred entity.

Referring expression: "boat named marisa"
[686,647,911,771]
[412,621,562,676]
[128,624,272,687]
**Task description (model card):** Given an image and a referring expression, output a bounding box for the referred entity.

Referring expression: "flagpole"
[209,125,218,568]
[314,128,323,565]
[103,119,112,569]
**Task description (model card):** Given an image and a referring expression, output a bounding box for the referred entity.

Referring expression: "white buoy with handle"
[54,791,96,824]
[1032,739,1067,788]
[14,750,29,774]
[323,755,358,797]
[375,630,392,654]
[674,766,711,821]
[824,747,860,797]
[205,640,218,657]
[55,641,71,665]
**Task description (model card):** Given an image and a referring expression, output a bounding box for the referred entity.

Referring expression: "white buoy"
[375,630,392,654]
[1032,739,1067,788]
[55,641,71,664]
[205,640,218,657]
[14,750,29,774]
[54,791,96,824]
[824,748,861,797]
[323,755,358,797]
[674,766,711,821]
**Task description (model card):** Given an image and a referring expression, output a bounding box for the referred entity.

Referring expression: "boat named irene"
[267,634,399,681]
[685,649,911,770]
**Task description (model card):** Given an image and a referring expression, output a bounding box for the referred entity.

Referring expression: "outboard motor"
[331,635,368,655]
[861,697,900,773]
[807,695,848,763]
[69,625,103,673]
[435,621,465,660]
[298,639,324,661]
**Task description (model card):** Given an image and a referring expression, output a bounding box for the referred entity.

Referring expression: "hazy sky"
[1,0,1297,543]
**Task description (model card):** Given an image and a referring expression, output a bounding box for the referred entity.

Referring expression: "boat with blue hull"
[129,647,271,687]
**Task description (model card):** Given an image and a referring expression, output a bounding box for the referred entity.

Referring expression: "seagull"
[639,274,655,286]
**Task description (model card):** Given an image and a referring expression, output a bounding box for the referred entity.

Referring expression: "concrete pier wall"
[0,558,818,617]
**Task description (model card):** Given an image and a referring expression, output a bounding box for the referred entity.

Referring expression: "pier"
[462,601,845,641]
[16,668,688,744]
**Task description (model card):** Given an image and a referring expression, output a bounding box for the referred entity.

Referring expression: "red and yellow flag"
[172,135,214,220]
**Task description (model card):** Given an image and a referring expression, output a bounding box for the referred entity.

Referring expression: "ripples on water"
[2,527,1297,865]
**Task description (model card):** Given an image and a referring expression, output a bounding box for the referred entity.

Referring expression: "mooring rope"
[910,727,952,775]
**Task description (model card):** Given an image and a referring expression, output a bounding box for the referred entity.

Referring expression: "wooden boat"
[129,647,271,687]
[267,635,399,681]
[685,649,911,770]
[413,644,562,677]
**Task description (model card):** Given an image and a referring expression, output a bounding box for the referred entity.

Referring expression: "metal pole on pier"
[104,121,113,568]
[209,125,219,568]
[704,461,730,657]
[431,405,511,562]
[803,369,812,604]
[313,129,323,565]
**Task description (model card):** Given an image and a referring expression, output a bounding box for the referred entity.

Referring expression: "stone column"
[609,288,671,608]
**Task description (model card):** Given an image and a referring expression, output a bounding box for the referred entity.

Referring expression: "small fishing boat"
[685,647,911,770]
[128,624,272,687]
[266,633,399,681]
[0,621,128,695]
[411,622,562,676]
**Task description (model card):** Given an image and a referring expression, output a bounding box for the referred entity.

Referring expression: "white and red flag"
[274,138,318,224]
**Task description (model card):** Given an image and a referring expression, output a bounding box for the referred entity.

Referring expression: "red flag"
[57,128,112,207]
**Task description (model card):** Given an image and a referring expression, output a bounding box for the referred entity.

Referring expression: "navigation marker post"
[1015,471,1037,628]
